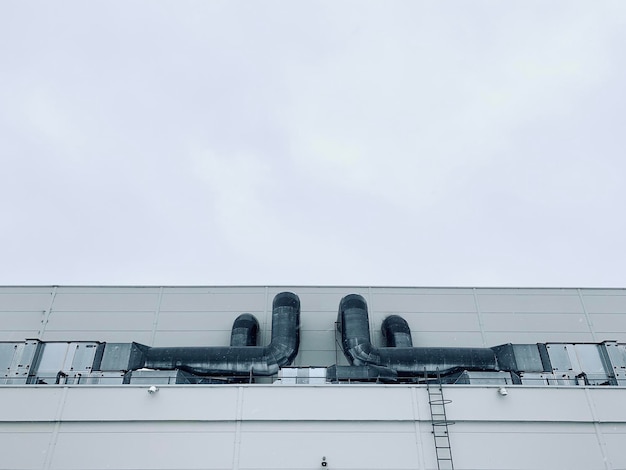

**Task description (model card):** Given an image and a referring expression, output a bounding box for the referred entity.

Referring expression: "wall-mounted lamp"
[498,387,508,396]
[321,456,327,467]
[147,385,159,394]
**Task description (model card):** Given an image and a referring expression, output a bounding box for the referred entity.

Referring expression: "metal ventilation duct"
[142,291,300,376]
[338,294,497,375]
[230,313,260,347]
[382,315,413,348]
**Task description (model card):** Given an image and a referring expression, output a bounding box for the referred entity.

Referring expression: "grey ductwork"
[338,294,497,375]
[382,315,413,348]
[142,292,300,376]
[230,313,259,347]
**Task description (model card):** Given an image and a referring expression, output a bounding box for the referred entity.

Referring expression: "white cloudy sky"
[1,2,625,287]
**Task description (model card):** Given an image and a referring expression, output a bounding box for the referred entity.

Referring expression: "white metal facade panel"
[0,290,54,311]
[152,330,233,347]
[156,310,257,331]
[59,387,239,422]
[238,422,420,470]
[241,386,416,422]
[0,424,53,470]
[443,386,594,422]
[0,387,66,421]
[451,422,605,470]
[408,331,485,348]
[371,292,478,313]
[580,291,626,313]
[295,350,342,367]
[0,311,44,330]
[586,389,626,422]
[483,331,596,345]
[159,291,266,312]
[288,293,349,312]
[297,310,337,330]
[0,311,40,340]
[391,312,482,332]
[588,313,626,331]
[41,330,154,343]
[45,311,155,331]
[52,291,160,311]
[298,330,336,352]
[0,386,624,470]
[602,424,626,469]
[476,292,584,313]
[50,422,236,470]
[481,312,592,332]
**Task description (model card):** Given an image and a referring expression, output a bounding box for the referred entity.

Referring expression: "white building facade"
[1,286,625,470]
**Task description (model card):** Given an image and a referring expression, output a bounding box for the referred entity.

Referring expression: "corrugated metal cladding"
[1,286,626,470]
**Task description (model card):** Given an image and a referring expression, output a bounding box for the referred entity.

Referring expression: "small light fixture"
[321,456,327,467]
[498,387,508,396]
[148,385,159,394]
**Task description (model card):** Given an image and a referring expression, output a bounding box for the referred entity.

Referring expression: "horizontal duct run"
[3,291,626,385]
[338,293,498,375]
[143,291,300,376]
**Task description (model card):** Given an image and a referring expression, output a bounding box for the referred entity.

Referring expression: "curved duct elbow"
[382,315,413,347]
[338,293,497,375]
[265,291,300,366]
[230,313,259,347]
[338,294,382,365]
[143,292,300,376]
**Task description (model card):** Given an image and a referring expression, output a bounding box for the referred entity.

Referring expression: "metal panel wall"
[50,422,237,470]
[238,422,421,470]
[3,286,626,365]
[451,422,605,470]
[0,385,623,470]
[0,287,54,341]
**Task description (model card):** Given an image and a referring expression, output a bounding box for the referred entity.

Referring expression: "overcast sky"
[1,2,625,287]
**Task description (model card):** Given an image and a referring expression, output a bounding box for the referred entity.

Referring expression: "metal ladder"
[426,369,455,470]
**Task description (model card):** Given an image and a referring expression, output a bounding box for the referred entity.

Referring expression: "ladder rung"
[429,399,452,405]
